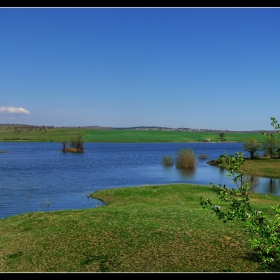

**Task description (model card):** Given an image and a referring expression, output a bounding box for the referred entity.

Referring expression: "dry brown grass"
[64,147,84,153]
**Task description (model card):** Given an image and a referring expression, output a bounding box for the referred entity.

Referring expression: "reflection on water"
[176,167,196,179]
[223,174,280,197]
[242,174,260,188]
[260,178,280,195]
[218,166,227,175]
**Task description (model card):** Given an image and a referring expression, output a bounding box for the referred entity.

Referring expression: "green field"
[0,124,267,142]
[1,183,279,272]
[0,125,87,142]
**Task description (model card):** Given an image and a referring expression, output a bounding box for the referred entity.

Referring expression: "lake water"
[1,142,280,219]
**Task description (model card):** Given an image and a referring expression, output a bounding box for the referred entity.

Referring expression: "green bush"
[201,152,280,270]
[243,137,261,159]
[176,148,197,168]
[161,155,173,166]
[201,117,280,270]
[262,137,280,158]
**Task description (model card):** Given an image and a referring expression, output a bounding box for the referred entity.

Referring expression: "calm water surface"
[1,142,280,219]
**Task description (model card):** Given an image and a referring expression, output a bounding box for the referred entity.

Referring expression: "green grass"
[83,130,267,142]
[210,156,280,179]
[243,157,280,178]
[0,125,267,142]
[0,183,279,272]
[0,126,87,142]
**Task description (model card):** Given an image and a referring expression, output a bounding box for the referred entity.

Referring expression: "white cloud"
[0,107,31,114]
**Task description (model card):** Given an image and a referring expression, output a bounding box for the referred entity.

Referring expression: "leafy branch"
[201,117,280,270]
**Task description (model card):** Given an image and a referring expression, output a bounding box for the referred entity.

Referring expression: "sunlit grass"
[83,130,266,143]
[0,184,279,272]
[243,157,280,178]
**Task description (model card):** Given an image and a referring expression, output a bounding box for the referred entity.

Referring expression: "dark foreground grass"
[0,183,279,272]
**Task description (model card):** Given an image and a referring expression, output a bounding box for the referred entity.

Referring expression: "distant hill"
[0,123,275,133]
[80,125,115,130]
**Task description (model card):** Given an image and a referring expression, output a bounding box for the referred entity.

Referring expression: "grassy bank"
[208,156,280,179]
[0,125,266,142]
[243,157,280,179]
[0,183,280,272]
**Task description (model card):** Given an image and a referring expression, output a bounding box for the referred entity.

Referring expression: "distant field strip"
[83,130,265,142]
[0,125,266,142]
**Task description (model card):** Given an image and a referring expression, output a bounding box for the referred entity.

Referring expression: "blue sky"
[1,7,280,131]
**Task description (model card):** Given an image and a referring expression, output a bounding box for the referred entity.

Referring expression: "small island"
[61,136,84,153]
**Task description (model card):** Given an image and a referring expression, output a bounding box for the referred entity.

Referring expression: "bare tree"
[61,141,68,153]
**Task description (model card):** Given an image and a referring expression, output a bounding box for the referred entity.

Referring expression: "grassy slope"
[0,184,279,272]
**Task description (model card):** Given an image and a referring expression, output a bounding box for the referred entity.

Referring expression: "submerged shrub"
[162,155,173,166]
[176,148,197,168]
